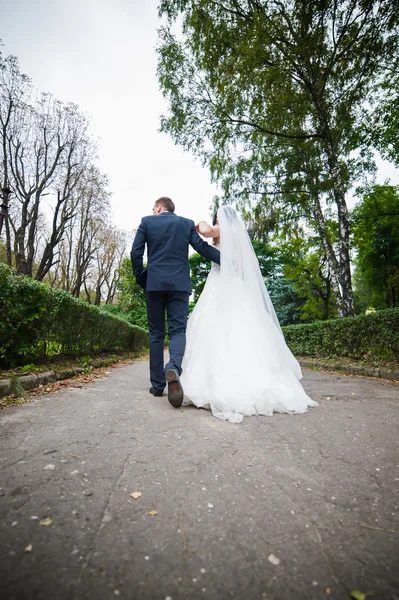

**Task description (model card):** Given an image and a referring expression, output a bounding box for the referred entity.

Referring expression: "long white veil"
[218,205,283,334]
[181,204,316,423]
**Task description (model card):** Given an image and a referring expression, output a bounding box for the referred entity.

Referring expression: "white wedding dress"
[181,206,317,423]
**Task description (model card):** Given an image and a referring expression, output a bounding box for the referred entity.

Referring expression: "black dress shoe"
[149,387,163,397]
[165,369,184,408]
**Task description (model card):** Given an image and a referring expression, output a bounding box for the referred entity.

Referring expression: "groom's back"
[143,212,193,292]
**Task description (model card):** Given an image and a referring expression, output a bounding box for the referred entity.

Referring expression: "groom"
[131,197,220,408]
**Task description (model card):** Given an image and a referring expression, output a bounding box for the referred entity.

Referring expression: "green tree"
[114,257,148,329]
[189,252,212,302]
[352,184,399,309]
[281,238,338,322]
[352,263,383,314]
[157,0,399,317]
[189,239,279,301]
[265,274,303,326]
[0,239,7,264]
[189,239,304,324]
[366,70,399,167]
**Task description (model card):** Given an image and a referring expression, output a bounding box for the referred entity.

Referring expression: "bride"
[180,206,317,423]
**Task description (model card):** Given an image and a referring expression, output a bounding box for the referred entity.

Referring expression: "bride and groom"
[131,196,317,424]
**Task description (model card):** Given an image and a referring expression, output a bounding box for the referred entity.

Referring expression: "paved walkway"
[0,361,398,600]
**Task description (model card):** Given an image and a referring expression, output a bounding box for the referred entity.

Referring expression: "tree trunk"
[311,193,344,311]
[14,224,29,275]
[322,143,355,317]
[322,276,331,320]
[94,284,102,306]
[5,217,12,266]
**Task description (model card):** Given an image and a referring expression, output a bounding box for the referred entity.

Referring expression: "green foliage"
[283,309,399,361]
[188,239,307,324]
[20,363,37,372]
[157,0,399,316]
[266,275,303,326]
[251,241,279,279]
[188,300,196,315]
[189,253,211,302]
[0,239,7,264]
[115,257,148,329]
[9,375,25,398]
[98,303,133,323]
[254,239,306,325]
[279,236,338,322]
[189,238,284,304]
[352,185,399,309]
[366,75,399,167]
[0,264,148,367]
[352,263,385,314]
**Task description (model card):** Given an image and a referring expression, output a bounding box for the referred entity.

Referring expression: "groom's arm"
[131,219,148,288]
[189,223,220,265]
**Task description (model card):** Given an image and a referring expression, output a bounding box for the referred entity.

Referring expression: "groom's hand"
[136,268,147,289]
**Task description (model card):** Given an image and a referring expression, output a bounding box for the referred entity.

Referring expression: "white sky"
[1,0,398,233]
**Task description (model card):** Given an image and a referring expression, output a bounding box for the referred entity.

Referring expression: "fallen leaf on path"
[267,554,280,565]
[325,589,331,596]
[39,518,53,526]
[147,510,158,516]
[24,544,33,552]
[349,592,371,600]
[130,491,142,499]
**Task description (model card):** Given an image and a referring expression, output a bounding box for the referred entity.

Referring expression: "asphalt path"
[0,359,398,600]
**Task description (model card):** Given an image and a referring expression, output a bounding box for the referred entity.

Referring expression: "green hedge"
[0,264,148,367]
[283,309,399,361]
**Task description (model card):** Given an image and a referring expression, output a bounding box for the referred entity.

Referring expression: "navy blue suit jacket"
[131,212,221,293]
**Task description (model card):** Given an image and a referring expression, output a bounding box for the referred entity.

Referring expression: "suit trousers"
[145,290,190,392]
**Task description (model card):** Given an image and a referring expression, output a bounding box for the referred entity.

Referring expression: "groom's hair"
[155,197,175,213]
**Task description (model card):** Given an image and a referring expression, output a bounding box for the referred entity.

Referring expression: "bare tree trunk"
[83,280,92,304]
[5,91,93,280]
[105,273,118,304]
[318,272,331,321]
[5,216,12,265]
[325,148,354,316]
[35,189,77,281]
[92,228,126,306]
[310,192,344,310]
[94,282,102,305]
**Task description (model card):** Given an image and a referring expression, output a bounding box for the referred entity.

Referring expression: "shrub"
[99,303,147,329]
[283,308,399,361]
[0,264,148,367]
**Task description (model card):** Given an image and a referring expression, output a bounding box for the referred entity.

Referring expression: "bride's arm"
[195,221,220,239]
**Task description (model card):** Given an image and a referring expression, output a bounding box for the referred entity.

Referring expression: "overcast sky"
[1,0,398,233]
